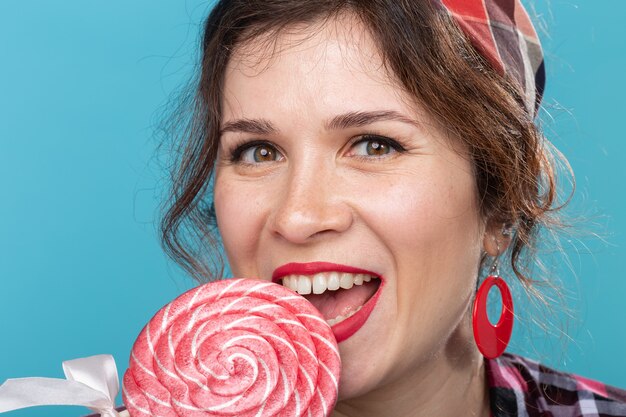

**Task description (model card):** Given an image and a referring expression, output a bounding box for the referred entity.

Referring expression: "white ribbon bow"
[0,354,121,417]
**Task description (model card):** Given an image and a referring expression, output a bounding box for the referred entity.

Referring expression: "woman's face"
[214,16,488,399]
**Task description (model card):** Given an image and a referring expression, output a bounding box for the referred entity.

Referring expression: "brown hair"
[159,0,570,288]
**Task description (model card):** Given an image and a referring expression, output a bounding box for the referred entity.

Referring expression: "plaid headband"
[440,0,545,117]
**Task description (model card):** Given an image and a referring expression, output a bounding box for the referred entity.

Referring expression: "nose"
[269,162,353,244]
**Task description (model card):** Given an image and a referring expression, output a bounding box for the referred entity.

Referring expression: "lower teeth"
[326,305,363,326]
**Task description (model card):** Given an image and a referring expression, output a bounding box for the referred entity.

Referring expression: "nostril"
[270,189,354,242]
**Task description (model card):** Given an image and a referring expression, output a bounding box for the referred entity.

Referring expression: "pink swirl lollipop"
[122,278,341,417]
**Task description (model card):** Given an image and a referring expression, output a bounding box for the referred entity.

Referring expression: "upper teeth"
[281,273,375,295]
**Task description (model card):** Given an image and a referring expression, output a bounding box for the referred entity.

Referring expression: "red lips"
[271,261,384,343]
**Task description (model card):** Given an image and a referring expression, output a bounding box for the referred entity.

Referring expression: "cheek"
[360,164,482,318]
[213,177,267,275]
[360,168,480,251]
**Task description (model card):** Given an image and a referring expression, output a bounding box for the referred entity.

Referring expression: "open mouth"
[280,273,381,326]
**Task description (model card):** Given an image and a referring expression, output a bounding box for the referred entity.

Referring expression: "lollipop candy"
[122,278,341,417]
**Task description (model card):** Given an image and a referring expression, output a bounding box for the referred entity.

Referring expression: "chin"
[337,374,377,401]
[335,345,388,400]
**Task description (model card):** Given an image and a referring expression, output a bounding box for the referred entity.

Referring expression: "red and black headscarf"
[441,0,545,117]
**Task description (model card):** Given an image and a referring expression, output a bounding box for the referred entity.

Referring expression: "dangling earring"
[472,234,514,359]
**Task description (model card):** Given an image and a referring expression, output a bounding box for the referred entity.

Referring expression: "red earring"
[472,273,514,359]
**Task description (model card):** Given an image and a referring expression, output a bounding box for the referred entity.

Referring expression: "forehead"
[221,14,423,125]
[228,14,382,73]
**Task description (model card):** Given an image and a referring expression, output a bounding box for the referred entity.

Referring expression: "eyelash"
[227,134,406,163]
[349,134,407,157]
[228,140,274,163]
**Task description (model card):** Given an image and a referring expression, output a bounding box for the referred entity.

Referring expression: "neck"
[331,315,490,417]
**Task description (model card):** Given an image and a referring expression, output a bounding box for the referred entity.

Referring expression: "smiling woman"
[1,1,626,417]
[214,18,485,406]
[154,1,626,416]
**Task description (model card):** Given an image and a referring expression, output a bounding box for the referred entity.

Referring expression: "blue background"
[1,1,624,416]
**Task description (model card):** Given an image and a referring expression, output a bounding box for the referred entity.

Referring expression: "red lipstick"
[271,261,384,343]
[331,279,384,343]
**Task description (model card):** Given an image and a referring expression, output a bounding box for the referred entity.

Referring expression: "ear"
[482,221,513,257]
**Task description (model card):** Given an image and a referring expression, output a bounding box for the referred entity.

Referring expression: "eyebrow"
[220,110,420,135]
[325,110,420,131]
[220,118,277,135]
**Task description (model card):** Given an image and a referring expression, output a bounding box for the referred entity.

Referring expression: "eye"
[349,134,404,157]
[231,141,284,164]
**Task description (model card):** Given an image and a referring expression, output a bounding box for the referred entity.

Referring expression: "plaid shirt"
[94,354,626,417]
[488,353,626,417]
